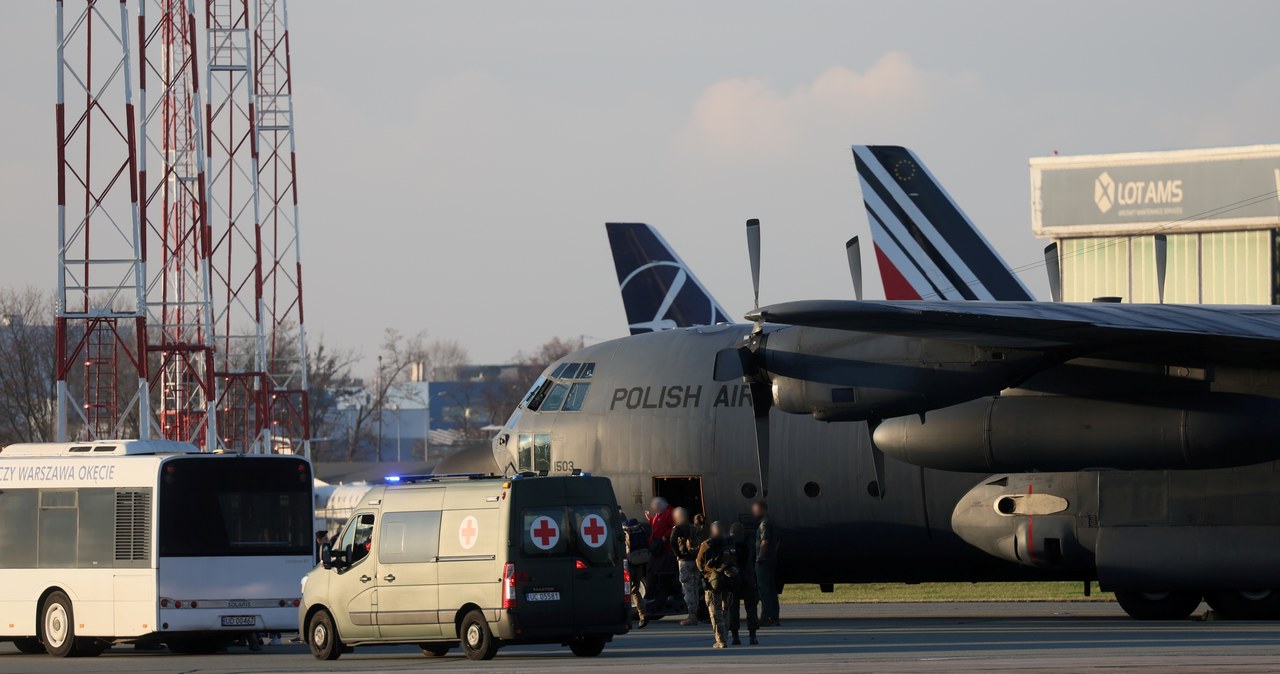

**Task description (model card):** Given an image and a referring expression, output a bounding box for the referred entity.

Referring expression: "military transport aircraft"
[442,146,1280,621]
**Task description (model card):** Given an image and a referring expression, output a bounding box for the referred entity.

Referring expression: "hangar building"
[1032,145,1280,304]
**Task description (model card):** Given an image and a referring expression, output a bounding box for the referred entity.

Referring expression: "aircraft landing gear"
[1114,590,1202,620]
[1205,590,1280,620]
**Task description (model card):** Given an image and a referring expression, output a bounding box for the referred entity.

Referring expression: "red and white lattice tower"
[136,0,219,448]
[253,0,310,457]
[205,0,270,453]
[55,0,151,442]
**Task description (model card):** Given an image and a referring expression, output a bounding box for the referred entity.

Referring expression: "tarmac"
[4,602,1280,673]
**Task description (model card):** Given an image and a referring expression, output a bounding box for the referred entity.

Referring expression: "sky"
[4,1,1280,369]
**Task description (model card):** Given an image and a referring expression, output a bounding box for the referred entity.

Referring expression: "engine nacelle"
[874,393,1280,472]
[762,327,1048,422]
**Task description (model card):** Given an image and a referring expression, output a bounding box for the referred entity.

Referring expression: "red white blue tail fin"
[852,145,1035,301]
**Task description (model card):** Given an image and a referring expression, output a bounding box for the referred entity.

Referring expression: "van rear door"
[563,477,626,629]
[566,503,624,627]
[513,502,577,632]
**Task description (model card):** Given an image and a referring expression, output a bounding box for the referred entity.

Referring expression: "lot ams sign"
[1032,146,1280,237]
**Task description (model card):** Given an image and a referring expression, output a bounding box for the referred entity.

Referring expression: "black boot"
[749,631,759,645]
[731,632,741,646]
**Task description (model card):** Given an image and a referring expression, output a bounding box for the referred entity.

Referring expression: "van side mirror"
[324,545,347,570]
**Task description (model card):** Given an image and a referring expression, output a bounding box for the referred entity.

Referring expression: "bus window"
[0,490,36,567]
[158,457,312,558]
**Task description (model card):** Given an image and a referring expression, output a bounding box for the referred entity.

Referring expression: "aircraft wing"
[753,300,1280,363]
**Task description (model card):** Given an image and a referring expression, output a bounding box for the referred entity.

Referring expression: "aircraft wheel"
[1205,590,1280,620]
[1115,590,1202,620]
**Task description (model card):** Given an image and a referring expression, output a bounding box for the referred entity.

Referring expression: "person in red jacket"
[646,497,674,552]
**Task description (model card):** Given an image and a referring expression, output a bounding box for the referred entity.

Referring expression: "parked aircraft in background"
[445,146,1280,621]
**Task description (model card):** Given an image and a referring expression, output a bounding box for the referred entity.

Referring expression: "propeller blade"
[747,219,761,311]
[1154,234,1168,304]
[749,380,772,496]
[846,236,863,301]
[1043,242,1062,303]
[867,419,886,499]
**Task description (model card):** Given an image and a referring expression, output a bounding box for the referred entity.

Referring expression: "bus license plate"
[525,592,560,602]
[221,616,257,627]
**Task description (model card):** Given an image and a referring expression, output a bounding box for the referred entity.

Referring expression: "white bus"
[0,440,315,657]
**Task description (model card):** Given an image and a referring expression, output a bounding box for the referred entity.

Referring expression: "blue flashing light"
[385,475,401,483]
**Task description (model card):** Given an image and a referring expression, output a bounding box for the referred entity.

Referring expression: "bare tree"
[339,329,428,460]
[306,338,358,461]
[0,288,57,445]
[423,338,469,381]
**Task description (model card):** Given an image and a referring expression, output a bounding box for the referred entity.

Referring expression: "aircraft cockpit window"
[541,383,571,412]
[562,383,590,412]
[577,362,595,379]
[516,433,552,472]
[525,378,555,411]
[521,376,547,408]
[550,363,568,378]
[560,363,582,379]
[517,434,533,471]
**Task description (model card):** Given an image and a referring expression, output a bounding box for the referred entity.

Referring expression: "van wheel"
[13,637,44,654]
[420,643,450,657]
[460,610,498,661]
[307,610,343,661]
[569,637,606,657]
[1115,590,1202,620]
[40,591,78,657]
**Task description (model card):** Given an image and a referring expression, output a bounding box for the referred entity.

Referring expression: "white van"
[300,473,628,661]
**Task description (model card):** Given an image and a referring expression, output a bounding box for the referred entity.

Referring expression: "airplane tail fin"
[852,145,1035,301]
[606,222,732,334]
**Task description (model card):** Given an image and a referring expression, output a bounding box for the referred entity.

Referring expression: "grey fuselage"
[491,324,1072,585]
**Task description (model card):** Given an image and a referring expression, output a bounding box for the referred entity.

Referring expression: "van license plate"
[525,592,561,602]
[221,616,256,627]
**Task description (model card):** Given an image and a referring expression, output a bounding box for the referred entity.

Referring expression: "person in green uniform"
[752,500,780,626]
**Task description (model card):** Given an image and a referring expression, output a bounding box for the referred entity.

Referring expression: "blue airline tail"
[605,222,732,334]
[851,145,1036,301]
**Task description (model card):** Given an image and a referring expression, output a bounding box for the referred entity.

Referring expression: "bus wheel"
[460,610,498,661]
[1115,591,1202,620]
[13,637,44,654]
[40,591,77,657]
[420,643,450,657]
[569,637,606,657]
[308,610,343,661]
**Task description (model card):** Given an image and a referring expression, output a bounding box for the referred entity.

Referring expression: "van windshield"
[520,506,618,567]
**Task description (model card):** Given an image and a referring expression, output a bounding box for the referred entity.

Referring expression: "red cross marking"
[459,516,478,548]
[531,517,559,548]
[582,515,606,547]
